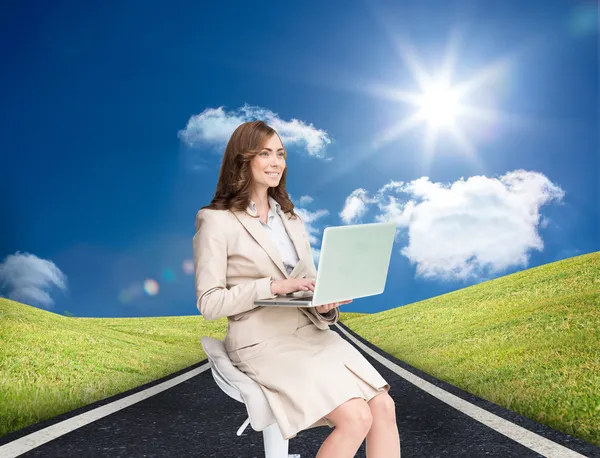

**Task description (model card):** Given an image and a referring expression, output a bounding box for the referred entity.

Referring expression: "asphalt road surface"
[1,323,598,457]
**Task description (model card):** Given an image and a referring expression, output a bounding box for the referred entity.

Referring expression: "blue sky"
[1,0,597,318]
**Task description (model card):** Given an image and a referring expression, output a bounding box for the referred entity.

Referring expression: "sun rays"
[366,30,513,171]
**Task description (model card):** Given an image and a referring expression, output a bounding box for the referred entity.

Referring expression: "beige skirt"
[227,312,390,440]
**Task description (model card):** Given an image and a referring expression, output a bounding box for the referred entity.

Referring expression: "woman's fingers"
[314,298,353,312]
[316,302,344,313]
[295,279,315,292]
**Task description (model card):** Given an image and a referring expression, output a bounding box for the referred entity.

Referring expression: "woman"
[193,120,401,457]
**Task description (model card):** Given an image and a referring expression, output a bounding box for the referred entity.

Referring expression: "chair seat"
[201,336,277,432]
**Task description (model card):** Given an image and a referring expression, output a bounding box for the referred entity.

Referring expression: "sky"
[0,0,598,318]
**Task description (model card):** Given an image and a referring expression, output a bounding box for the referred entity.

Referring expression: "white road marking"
[335,323,587,458]
[0,364,210,458]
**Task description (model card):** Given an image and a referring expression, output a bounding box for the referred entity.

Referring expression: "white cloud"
[178,104,332,159]
[298,195,313,206]
[294,202,329,265]
[0,252,68,309]
[311,248,321,266]
[295,207,329,246]
[339,189,373,224]
[339,170,565,280]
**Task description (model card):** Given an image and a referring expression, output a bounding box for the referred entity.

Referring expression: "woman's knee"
[327,398,373,435]
[368,391,396,423]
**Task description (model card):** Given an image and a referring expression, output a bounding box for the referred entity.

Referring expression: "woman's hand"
[315,299,352,314]
[270,278,315,296]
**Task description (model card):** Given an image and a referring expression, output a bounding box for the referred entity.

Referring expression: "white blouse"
[249,197,335,318]
[248,196,300,275]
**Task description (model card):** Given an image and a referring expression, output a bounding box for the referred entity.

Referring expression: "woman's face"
[250,133,286,193]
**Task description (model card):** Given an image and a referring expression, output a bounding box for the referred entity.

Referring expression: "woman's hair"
[201,120,297,218]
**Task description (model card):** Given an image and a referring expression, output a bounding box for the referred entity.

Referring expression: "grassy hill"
[341,251,600,446]
[0,303,227,438]
[0,251,598,446]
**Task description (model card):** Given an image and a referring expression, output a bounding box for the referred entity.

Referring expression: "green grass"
[0,252,598,447]
[340,251,600,447]
[0,303,227,438]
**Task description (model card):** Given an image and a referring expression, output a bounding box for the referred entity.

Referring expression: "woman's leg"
[365,391,401,457]
[316,398,373,458]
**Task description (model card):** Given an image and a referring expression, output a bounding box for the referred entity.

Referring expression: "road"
[1,323,598,457]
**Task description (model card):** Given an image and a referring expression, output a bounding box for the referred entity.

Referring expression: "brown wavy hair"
[201,120,297,219]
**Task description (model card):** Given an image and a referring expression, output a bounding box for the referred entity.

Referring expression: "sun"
[417,81,462,129]
[365,32,511,169]
[312,31,514,188]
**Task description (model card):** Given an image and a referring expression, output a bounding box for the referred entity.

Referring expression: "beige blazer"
[193,203,340,352]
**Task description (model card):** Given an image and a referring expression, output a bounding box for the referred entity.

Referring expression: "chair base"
[262,423,289,458]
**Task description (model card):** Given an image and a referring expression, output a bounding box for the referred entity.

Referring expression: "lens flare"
[182,259,194,275]
[162,268,176,282]
[119,259,194,304]
[118,289,131,303]
[118,283,144,303]
[568,3,598,37]
[143,279,160,296]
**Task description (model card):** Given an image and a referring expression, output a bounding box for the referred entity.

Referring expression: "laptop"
[254,221,397,307]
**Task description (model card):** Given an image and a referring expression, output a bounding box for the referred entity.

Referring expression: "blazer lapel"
[231,209,289,278]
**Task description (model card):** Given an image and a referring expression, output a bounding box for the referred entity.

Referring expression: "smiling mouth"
[265,172,280,177]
